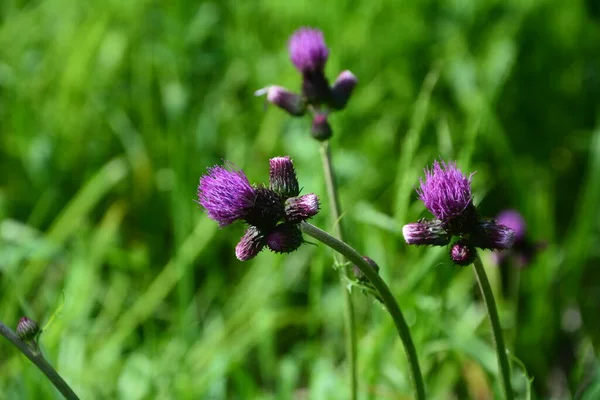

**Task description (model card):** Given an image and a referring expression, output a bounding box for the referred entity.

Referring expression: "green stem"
[472,255,514,400]
[0,321,80,400]
[301,222,426,400]
[319,141,358,400]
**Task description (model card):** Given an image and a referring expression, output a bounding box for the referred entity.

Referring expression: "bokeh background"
[1,0,600,398]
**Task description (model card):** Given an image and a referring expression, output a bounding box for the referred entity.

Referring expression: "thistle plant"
[403,159,516,399]
[198,157,426,400]
[256,27,362,399]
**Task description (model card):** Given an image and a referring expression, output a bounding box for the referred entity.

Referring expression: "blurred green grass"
[1,0,600,398]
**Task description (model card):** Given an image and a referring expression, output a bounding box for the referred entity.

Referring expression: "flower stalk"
[319,141,358,400]
[472,255,514,400]
[301,222,426,400]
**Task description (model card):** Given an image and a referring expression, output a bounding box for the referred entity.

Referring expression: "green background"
[1,0,600,398]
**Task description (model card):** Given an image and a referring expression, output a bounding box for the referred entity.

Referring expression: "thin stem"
[301,222,426,400]
[472,255,514,400]
[319,141,357,400]
[0,321,79,400]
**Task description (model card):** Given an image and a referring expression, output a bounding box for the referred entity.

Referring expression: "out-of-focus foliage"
[1,0,599,398]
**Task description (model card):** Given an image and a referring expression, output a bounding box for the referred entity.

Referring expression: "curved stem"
[301,222,426,400]
[319,141,358,400]
[472,255,514,400]
[0,321,79,399]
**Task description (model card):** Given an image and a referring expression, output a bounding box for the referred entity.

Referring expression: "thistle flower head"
[269,156,300,198]
[496,209,526,242]
[331,70,358,110]
[402,220,450,246]
[311,113,332,141]
[256,86,306,116]
[470,220,516,250]
[16,317,40,341]
[450,241,476,266]
[288,27,329,73]
[198,164,256,227]
[266,223,303,254]
[417,160,476,232]
[285,194,320,223]
[235,226,266,261]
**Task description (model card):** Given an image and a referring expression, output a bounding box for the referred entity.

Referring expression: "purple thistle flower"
[311,113,333,141]
[402,220,450,246]
[470,221,516,250]
[288,27,329,73]
[198,164,256,227]
[285,194,320,223]
[269,156,300,198]
[266,223,304,254]
[331,70,358,110]
[257,86,306,116]
[235,226,266,261]
[417,160,477,234]
[450,241,476,266]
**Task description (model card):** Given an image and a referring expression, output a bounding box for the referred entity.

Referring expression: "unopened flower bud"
[352,256,380,282]
[311,113,332,141]
[16,317,40,341]
[257,86,306,116]
[235,226,266,261]
[285,194,320,223]
[470,220,515,250]
[331,70,358,110]
[269,156,300,198]
[266,223,303,254]
[450,242,476,266]
[402,220,450,246]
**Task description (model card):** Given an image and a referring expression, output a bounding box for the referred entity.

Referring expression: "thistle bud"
[402,220,450,246]
[16,317,40,341]
[257,86,306,116]
[450,242,476,266]
[269,156,300,198]
[311,113,332,141]
[285,194,320,223]
[331,70,358,110]
[266,223,303,254]
[470,220,515,250]
[352,256,380,282]
[235,226,266,261]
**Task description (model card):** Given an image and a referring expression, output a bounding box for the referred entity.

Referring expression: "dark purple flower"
[311,113,332,141]
[352,256,380,282]
[270,156,300,198]
[266,223,303,253]
[450,242,476,266]
[198,157,320,262]
[288,27,329,73]
[285,194,320,223]
[16,317,40,341]
[259,86,306,116]
[198,164,256,227]
[417,160,477,234]
[470,220,515,250]
[331,70,358,110]
[402,220,450,246]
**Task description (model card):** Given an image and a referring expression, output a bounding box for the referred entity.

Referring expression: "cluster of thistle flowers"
[198,156,319,261]
[403,160,516,266]
[256,27,357,141]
